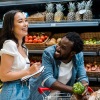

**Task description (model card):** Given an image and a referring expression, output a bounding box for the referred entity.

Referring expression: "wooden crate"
[46,33,66,46]
[84,56,100,77]
[25,32,51,50]
[80,32,100,51]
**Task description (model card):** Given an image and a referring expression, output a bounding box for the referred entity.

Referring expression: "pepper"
[73,82,85,95]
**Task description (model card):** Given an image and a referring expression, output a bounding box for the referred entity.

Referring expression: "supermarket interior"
[0,0,100,99]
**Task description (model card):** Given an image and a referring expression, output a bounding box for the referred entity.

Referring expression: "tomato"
[40,35,45,41]
[25,38,29,43]
[33,35,37,39]
[28,39,33,43]
[37,39,43,43]
[44,35,48,39]
[28,36,33,40]
[33,38,38,43]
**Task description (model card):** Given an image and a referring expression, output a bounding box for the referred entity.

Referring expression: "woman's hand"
[28,62,41,75]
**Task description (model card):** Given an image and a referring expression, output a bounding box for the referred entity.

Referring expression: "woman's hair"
[64,32,83,54]
[0,10,25,49]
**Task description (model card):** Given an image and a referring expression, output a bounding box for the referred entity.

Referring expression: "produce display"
[84,39,100,45]
[27,0,93,23]
[83,0,93,20]
[75,1,86,21]
[46,38,61,46]
[88,89,100,100]
[67,2,76,21]
[85,62,100,72]
[25,32,48,43]
[72,82,85,95]
[54,4,64,22]
[27,12,45,23]
[45,3,54,22]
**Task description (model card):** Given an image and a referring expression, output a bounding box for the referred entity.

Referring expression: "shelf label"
[51,23,56,27]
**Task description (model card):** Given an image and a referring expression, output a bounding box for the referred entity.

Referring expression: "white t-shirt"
[48,60,73,100]
[58,60,73,84]
[0,40,30,71]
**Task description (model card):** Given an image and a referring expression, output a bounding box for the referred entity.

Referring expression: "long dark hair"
[0,10,25,49]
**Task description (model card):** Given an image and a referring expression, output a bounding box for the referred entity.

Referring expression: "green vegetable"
[73,82,85,95]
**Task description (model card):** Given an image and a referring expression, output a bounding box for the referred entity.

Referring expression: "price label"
[51,23,56,27]
[79,10,86,14]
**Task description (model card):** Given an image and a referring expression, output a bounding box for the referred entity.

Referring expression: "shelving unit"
[0,21,99,28]
[29,50,99,56]
[0,0,100,88]
[0,0,76,6]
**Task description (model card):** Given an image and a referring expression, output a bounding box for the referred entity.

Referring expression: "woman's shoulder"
[3,40,17,47]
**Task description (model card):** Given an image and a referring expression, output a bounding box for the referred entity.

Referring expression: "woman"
[0,10,41,100]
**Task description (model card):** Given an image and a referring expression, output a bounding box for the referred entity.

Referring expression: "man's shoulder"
[74,52,83,62]
[44,45,56,52]
[75,52,83,57]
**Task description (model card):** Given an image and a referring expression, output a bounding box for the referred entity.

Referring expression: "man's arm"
[50,80,73,93]
[76,52,89,83]
[42,48,73,93]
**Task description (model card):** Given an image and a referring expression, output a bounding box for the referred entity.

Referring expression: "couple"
[0,10,89,100]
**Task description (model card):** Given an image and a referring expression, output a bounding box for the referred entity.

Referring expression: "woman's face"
[13,12,28,39]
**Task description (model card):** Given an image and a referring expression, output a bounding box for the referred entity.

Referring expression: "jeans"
[0,80,30,100]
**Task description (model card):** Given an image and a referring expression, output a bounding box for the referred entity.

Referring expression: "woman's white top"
[0,40,30,72]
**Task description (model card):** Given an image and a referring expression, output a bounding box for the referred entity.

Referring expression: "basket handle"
[38,87,52,94]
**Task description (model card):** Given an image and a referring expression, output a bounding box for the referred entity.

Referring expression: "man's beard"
[54,52,71,61]
[54,54,69,60]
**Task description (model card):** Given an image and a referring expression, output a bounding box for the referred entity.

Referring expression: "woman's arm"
[0,54,40,82]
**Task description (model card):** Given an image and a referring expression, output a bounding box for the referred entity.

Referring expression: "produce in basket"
[25,32,49,43]
[88,89,100,100]
[73,82,85,95]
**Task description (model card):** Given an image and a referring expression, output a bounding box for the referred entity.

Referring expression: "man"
[29,32,89,100]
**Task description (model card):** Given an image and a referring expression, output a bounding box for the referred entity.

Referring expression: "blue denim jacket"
[29,45,89,100]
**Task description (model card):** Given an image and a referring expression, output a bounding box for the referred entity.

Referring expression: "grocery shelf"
[29,50,44,54]
[98,78,100,82]
[29,21,99,28]
[83,51,98,56]
[99,51,100,55]
[29,50,98,55]
[0,0,75,6]
[89,77,97,82]
[0,21,99,28]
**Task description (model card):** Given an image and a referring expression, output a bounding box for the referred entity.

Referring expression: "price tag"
[79,10,86,14]
[51,23,56,27]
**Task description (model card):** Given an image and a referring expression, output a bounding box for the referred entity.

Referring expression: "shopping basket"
[38,87,94,100]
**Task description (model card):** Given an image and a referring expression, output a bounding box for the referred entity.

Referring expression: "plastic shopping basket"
[38,87,94,100]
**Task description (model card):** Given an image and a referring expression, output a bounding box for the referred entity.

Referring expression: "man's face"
[54,37,74,61]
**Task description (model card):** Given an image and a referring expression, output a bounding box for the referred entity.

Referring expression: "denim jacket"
[29,45,89,100]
